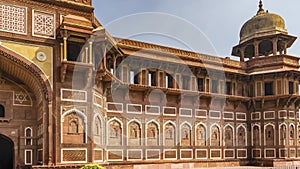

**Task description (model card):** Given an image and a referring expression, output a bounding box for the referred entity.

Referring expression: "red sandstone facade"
[0,0,300,168]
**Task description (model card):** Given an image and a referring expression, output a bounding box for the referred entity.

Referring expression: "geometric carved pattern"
[33,10,55,38]
[15,91,28,104]
[62,149,86,162]
[0,4,26,34]
[94,149,103,161]
[14,91,30,105]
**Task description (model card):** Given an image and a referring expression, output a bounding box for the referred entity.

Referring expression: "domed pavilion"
[232,0,297,61]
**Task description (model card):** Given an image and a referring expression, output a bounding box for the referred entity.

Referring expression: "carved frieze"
[62,0,92,6]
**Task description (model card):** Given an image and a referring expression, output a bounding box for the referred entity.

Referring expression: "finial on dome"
[259,0,263,9]
[257,0,265,15]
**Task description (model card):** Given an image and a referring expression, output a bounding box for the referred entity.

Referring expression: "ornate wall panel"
[61,149,87,163]
[33,10,55,39]
[0,3,26,34]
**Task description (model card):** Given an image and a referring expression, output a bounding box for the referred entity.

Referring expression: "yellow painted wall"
[1,41,53,86]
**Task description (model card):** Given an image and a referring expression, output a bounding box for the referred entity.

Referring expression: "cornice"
[116,38,246,70]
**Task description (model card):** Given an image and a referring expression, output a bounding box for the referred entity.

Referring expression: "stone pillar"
[123,117,127,161]
[102,44,107,69]
[47,101,53,165]
[60,43,64,62]
[284,42,288,54]
[162,72,166,88]
[86,88,93,163]
[89,41,93,64]
[85,47,89,63]
[113,56,117,76]
[63,37,67,61]
[272,37,278,55]
[254,41,259,57]
[240,46,245,62]
[159,117,164,152]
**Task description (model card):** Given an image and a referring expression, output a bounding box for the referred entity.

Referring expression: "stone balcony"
[246,54,300,74]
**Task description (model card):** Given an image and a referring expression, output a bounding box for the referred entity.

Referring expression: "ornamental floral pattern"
[0,4,26,34]
[33,10,55,38]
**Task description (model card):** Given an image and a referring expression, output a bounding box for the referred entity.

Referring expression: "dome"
[239,2,287,44]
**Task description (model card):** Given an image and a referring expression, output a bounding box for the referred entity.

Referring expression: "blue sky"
[93,0,300,58]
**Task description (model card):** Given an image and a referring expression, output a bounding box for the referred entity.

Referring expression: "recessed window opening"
[130,70,139,84]
[226,81,231,95]
[148,71,157,86]
[289,81,294,94]
[212,80,218,93]
[206,79,210,92]
[67,41,83,62]
[265,82,273,96]
[0,105,4,117]
[166,74,174,88]
[197,78,204,92]
[182,76,190,90]
[130,71,135,84]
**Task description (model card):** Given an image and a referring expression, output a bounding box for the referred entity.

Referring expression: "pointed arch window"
[265,124,275,146]
[196,124,206,146]
[224,125,233,146]
[290,124,295,145]
[211,125,220,146]
[146,121,159,146]
[68,119,79,134]
[252,125,260,146]
[93,116,102,136]
[128,121,141,146]
[164,122,176,146]
[279,124,287,145]
[108,119,122,146]
[180,123,191,146]
[25,127,32,145]
[61,110,87,144]
[237,125,246,146]
[93,116,102,145]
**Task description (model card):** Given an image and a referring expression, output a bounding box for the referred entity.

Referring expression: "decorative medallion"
[36,52,47,62]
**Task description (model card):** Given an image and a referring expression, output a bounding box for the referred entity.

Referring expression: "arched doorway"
[0,134,14,169]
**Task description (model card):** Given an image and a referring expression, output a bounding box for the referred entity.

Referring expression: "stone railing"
[246,54,299,69]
